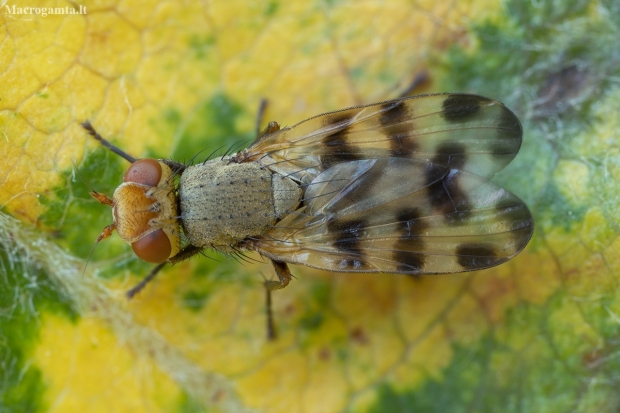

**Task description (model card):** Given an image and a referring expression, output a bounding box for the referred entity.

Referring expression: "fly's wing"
[239,94,522,184]
[252,158,533,274]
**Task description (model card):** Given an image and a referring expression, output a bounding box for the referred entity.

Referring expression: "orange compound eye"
[131,229,171,263]
[123,159,162,186]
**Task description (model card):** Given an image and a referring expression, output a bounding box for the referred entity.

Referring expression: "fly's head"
[91,159,182,263]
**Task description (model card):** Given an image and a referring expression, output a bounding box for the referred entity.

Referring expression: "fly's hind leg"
[231,100,280,163]
[255,98,268,139]
[255,121,281,144]
[397,70,430,98]
[252,99,281,146]
[264,260,293,340]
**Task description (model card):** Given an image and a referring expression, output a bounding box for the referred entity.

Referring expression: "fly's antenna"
[81,121,137,163]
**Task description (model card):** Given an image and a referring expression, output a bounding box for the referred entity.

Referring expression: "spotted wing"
[240,93,522,184]
[253,158,533,274]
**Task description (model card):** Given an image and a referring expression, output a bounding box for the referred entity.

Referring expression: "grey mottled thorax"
[178,157,301,250]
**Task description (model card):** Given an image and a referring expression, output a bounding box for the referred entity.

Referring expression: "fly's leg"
[252,99,281,145]
[265,286,276,340]
[265,260,292,290]
[168,245,204,264]
[252,121,281,147]
[125,245,204,298]
[81,121,137,163]
[126,262,167,299]
[263,260,292,340]
[397,70,430,98]
[231,100,281,163]
[255,98,268,138]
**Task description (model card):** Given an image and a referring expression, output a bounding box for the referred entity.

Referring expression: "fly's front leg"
[168,245,204,264]
[126,245,204,298]
[126,262,167,299]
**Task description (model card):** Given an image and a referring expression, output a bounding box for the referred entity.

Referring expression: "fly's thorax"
[112,159,182,262]
[178,158,302,249]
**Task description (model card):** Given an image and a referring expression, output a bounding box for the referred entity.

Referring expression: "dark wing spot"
[425,177,454,216]
[391,136,418,157]
[395,208,426,236]
[393,249,425,273]
[327,219,368,270]
[456,243,501,270]
[327,218,366,234]
[442,95,487,122]
[431,142,467,171]
[321,114,363,167]
[393,208,428,273]
[379,100,408,126]
[494,199,534,246]
[322,114,353,146]
[379,101,418,157]
[388,126,418,157]
[490,107,522,157]
[489,107,522,159]
[497,104,522,133]
[426,169,471,220]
